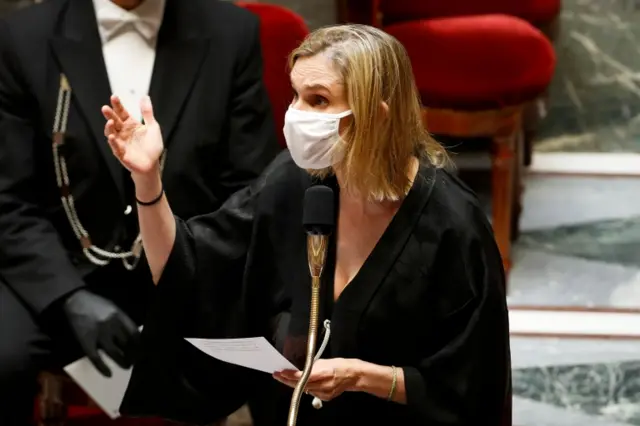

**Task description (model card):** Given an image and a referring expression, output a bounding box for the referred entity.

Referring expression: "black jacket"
[0,0,280,314]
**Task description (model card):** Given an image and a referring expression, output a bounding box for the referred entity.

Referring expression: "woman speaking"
[103,24,511,426]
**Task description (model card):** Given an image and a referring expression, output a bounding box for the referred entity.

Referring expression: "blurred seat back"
[380,0,560,25]
[338,0,560,27]
[236,2,310,147]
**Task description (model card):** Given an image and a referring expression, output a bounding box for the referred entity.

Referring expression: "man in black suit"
[0,0,279,424]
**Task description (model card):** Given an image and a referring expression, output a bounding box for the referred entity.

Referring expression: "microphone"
[287,185,335,426]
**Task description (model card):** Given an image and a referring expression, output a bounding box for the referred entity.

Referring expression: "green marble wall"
[515,361,640,424]
[538,0,640,152]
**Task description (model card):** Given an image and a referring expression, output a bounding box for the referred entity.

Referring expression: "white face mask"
[283,107,352,169]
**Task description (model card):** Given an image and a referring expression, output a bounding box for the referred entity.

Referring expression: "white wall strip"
[509,308,640,338]
[529,152,640,176]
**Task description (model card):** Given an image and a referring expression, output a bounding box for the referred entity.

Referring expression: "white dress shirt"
[92,0,165,119]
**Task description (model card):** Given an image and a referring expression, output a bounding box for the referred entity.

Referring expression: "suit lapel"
[148,0,209,147]
[50,0,125,199]
[49,0,209,199]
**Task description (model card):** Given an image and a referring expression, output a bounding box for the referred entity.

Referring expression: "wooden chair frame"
[423,105,525,273]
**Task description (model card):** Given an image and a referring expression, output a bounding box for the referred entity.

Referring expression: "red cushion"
[35,403,168,426]
[62,405,102,419]
[385,14,556,110]
[380,0,561,25]
[65,414,167,426]
[236,2,309,147]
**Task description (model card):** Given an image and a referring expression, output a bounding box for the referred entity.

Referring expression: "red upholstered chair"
[338,0,560,51]
[376,0,562,167]
[338,2,556,273]
[236,2,310,148]
[339,0,561,166]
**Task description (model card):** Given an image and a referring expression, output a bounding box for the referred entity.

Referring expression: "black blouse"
[121,151,512,426]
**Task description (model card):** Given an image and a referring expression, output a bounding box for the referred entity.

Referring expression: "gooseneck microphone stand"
[287,185,335,426]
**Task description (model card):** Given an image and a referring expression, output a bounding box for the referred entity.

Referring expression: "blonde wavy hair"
[289,24,448,201]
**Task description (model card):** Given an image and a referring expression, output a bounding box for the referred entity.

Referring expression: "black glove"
[63,289,140,377]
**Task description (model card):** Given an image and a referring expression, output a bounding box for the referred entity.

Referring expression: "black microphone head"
[303,185,335,235]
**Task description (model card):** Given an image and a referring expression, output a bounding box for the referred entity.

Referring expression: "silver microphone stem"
[286,234,329,426]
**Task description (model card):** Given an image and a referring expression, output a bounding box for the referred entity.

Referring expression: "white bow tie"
[98,13,159,42]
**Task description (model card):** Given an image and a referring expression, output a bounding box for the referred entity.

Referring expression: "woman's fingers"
[272,373,333,402]
[111,95,130,122]
[107,134,127,161]
[105,119,119,138]
[102,106,124,132]
[140,96,156,125]
[100,105,111,121]
[273,373,294,388]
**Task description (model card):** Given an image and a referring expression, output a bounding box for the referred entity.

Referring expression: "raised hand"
[102,95,164,175]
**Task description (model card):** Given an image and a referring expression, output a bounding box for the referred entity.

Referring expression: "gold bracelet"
[387,366,397,402]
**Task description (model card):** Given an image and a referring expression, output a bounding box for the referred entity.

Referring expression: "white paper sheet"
[185,336,298,374]
[63,350,132,419]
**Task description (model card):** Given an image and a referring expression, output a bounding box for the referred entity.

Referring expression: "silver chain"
[52,74,164,270]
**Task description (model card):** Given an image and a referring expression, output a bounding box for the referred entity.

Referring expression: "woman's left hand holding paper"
[274,358,361,402]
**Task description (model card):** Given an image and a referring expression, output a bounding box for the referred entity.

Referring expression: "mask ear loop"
[332,110,352,132]
[329,110,352,157]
